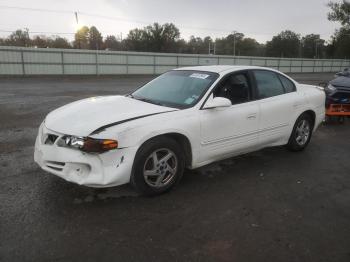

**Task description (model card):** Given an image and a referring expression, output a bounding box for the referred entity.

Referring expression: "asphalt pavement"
[1,73,350,262]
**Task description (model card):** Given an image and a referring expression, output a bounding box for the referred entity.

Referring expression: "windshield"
[131,70,219,108]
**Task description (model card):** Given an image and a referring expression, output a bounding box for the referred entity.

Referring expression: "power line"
[0,5,227,32]
[0,29,75,35]
[0,4,276,37]
[80,11,235,34]
[79,11,233,34]
[0,5,72,14]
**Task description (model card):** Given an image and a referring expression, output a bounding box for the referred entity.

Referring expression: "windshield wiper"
[127,94,176,108]
[137,97,165,106]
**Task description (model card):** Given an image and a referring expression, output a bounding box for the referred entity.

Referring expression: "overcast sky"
[0,0,342,43]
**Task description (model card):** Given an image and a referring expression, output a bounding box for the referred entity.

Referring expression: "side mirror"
[203,97,232,109]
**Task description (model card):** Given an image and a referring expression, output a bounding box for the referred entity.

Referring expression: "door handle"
[246,113,257,119]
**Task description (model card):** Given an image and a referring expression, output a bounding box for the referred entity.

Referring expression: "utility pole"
[315,39,321,59]
[75,12,81,49]
[315,40,318,59]
[208,40,216,55]
[344,33,350,60]
[232,30,237,56]
[24,28,29,47]
[75,12,79,25]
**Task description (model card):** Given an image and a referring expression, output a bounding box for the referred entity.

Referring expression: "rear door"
[252,70,298,146]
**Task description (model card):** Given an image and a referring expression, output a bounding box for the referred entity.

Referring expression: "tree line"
[0,1,349,59]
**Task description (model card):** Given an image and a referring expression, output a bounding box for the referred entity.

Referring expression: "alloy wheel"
[295,119,310,146]
[143,148,178,188]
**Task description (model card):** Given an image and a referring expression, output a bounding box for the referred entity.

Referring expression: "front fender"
[91,109,201,161]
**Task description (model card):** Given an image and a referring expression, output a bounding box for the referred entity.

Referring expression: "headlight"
[65,136,85,149]
[60,135,118,153]
[325,84,336,93]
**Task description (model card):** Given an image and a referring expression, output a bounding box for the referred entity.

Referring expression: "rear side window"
[278,74,296,93]
[253,70,285,99]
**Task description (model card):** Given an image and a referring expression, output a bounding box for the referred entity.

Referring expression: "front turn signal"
[82,138,118,153]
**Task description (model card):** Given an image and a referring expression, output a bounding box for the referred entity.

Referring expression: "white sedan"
[34,66,325,195]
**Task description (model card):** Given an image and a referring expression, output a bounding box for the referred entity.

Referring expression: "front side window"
[131,70,219,108]
[213,72,251,105]
[254,70,285,99]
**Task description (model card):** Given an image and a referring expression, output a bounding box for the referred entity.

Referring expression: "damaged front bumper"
[34,123,137,187]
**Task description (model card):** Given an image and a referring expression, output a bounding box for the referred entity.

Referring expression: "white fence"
[0,46,349,76]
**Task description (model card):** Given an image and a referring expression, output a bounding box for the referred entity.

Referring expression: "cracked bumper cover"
[34,126,137,188]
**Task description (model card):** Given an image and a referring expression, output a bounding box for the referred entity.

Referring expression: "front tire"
[286,114,313,151]
[130,137,185,196]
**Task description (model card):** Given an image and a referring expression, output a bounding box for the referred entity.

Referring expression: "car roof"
[174,65,270,74]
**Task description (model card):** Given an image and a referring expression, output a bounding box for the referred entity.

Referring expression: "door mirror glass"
[203,97,232,109]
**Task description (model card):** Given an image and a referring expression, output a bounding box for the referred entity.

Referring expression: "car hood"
[330,76,350,88]
[45,95,176,136]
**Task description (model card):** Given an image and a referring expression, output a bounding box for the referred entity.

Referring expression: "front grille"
[45,161,65,172]
[331,92,350,104]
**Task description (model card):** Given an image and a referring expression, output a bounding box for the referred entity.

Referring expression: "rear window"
[278,74,296,93]
[254,70,285,99]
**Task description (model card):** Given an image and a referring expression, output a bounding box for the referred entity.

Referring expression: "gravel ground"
[1,73,350,262]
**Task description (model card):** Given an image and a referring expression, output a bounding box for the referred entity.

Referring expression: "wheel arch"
[286,109,316,151]
[136,132,193,168]
[288,109,317,141]
[300,109,316,128]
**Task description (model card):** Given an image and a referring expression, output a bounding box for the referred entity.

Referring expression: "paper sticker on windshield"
[190,73,209,79]
[184,97,195,104]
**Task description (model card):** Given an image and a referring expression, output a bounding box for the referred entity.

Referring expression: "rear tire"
[286,114,313,152]
[130,137,185,196]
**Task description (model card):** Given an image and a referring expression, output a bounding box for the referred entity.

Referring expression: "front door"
[199,71,260,163]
